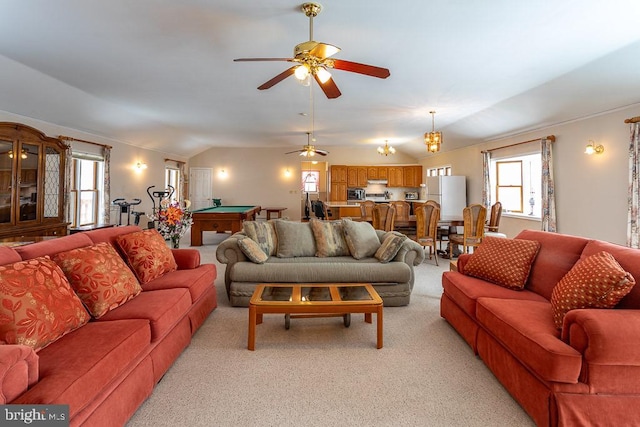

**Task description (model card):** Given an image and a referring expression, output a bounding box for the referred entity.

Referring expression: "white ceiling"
[1,1,639,159]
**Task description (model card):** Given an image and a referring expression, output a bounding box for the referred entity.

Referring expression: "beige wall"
[419,105,639,245]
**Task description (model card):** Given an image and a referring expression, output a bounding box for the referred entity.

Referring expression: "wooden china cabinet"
[0,123,69,239]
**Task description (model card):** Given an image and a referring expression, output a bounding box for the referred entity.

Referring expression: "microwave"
[405,191,419,200]
[347,188,365,201]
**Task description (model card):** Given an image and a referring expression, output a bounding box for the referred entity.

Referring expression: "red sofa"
[0,225,217,426]
[441,230,640,427]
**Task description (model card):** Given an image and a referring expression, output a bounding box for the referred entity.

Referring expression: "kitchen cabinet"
[330,165,347,183]
[387,167,404,187]
[367,167,378,180]
[330,165,348,201]
[403,165,423,187]
[347,166,367,187]
[0,123,68,238]
[377,167,388,180]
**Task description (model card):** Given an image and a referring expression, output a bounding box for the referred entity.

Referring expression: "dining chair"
[449,204,487,259]
[426,199,448,251]
[372,203,396,231]
[360,200,375,222]
[391,200,414,236]
[485,201,502,232]
[415,204,440,265]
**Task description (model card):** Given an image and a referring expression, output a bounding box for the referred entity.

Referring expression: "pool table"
[190,205,261,246]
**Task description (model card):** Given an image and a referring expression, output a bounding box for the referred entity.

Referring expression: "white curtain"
[541,137,557,232]
[628,122,640,248]
[102,146,111,224]
[481,151,491,209]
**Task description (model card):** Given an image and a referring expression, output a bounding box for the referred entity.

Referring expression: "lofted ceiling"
[0,1,639,160]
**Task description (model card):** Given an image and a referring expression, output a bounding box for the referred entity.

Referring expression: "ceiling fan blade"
[258,66,297,90]
[329,59,390,79]
[285,149,304,155]
[314,74,341,99]
[315,150,329,156]
[234,58,294,62]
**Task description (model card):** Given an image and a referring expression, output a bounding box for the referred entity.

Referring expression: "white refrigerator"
[426,175,467,219]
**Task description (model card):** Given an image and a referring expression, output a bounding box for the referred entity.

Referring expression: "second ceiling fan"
[234,2,390,99]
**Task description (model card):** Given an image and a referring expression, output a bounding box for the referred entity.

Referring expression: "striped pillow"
[243,220,277,256]
[375,232,407,263]
[310,219,350,257]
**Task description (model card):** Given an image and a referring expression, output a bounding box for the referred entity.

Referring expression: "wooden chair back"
[449,204,487,258]
[360,200,376,220]
[390,201,411,222]
[372,203,396,231]
[486,201,502,232]
[415,204,441,265]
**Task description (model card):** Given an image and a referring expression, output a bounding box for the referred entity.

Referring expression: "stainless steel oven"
[347,188,365,201]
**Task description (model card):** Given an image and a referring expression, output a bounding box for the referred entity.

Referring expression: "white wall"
[0,111,184,224]
[419,105,639,245]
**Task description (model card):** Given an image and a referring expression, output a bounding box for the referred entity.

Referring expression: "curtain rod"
[482,135,555,153]
[625,116,640,124]
[59,135,112,150]
[164,158,185,164]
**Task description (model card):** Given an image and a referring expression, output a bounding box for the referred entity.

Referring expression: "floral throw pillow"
[52,242,142,318]
[550,251,635,329]
[116,229,178,284]
[0,257,90,351]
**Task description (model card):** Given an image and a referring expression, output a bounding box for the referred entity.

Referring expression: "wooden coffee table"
[248,283,383,350]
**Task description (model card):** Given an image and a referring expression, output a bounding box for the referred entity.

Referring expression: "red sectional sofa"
[0,225,217,426]
[441,229,640,426]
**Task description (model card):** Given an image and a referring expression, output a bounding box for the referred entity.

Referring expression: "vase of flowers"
[152,199,192,248]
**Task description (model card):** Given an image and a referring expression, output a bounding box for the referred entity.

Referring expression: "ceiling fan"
[234,2,390,99]
[286,132,329,157]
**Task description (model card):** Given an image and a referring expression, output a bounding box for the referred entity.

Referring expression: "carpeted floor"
[127,232,535,426]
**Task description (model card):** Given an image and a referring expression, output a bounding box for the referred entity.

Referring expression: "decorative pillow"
[115,229,178,284]
[274,220,317,258]
[375,232,408,263]
[463,237,541,290]
[52,242,142,318]
[342,219,381,260]
[0,257,90,351]
[243,220,277,256]
[238,237,269,264]
[550,251,635,329]
[309,219,350,257]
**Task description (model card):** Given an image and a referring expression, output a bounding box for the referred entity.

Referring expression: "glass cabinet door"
[0,140,14,224]
[18,143,39,222]
[43,146,62,220]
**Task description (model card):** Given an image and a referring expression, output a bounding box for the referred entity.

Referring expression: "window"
[69,158,104,227]
[490,153,541,217]
[165,167,180,202]
[427,166,451,177]
[302,171,320,193]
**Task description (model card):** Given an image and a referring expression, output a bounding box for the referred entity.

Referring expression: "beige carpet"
[127,232,535,427]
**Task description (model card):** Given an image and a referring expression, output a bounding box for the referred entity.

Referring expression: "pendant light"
[377,140,396,156]
[424,111,442,153]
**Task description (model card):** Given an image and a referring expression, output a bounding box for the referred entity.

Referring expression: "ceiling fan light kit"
[425,111,443,153]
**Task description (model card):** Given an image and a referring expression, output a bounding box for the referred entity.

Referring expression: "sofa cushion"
[476,298,582,383]
[0,246,21,265]
[515,230,590,299]
[96,288,191,341]
[12,319,151,419]
[230,257,411,284]
[550,251,635,329]
[342,219,381,260]
[375,232,407,263]
[274,220,316,258]
[442,271,547,320]
[0,257,90,351]
[140,264,216,303]
[237,237,269,264]
[116,229,177,284]
[310,219,350,257]
[51,242,142,318]
[242,220,277,256]
[463,237,540,290]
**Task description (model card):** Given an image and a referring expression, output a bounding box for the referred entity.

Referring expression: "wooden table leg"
[376,306,383,349]
[364,313,372,324]
[248,305,257,351]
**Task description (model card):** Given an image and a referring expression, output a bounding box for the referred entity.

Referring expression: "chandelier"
[424,111,442,153]
[377,140,396,156]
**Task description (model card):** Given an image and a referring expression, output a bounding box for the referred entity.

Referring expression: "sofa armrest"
[171,248,200,270]
[456,253,472,274]
[215,233,248,265]
[394,239,425,266]
[563,309,640,364]
[0,345,38,404]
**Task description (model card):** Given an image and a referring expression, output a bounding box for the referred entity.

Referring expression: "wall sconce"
[284,168,292,178]
[135,162,147,171]
[219,169,228,178]
[585,140,604,155]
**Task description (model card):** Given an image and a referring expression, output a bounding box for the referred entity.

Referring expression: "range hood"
[367,179,388,185]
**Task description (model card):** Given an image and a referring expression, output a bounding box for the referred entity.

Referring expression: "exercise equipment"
[146,185,175,229]
[111,198,142,226]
